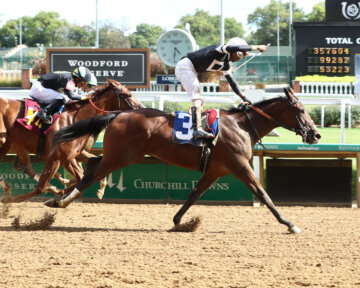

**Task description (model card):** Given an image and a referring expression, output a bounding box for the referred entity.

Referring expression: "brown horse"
[0,79,144,202]
[46,88,321,233]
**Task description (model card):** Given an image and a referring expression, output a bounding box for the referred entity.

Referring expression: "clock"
[157,28,197,67]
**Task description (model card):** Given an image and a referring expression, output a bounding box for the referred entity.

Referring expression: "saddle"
[172,109,220,173]
[16,98,61,135]
[16,98,64,156]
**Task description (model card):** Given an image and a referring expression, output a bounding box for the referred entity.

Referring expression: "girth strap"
[199,143,212,174]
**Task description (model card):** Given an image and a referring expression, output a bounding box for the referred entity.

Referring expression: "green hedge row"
[0,80,22,87]
[309,105,360,127]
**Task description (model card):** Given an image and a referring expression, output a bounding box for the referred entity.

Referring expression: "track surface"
[0,202,360,288]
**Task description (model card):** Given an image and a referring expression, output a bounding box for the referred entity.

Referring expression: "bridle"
[88,86,135,113]
[244,96,316,144]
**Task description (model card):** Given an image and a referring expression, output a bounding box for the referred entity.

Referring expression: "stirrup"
[193,129,214,139]
[37,111,53,125]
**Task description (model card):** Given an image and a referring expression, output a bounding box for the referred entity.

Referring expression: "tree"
[247,0,306,46]
[67,24,96,47]
[24,11,69,47]
[128,23,163,48]
[99,22,130,48]
[0,19,20,47]
[306,1,325,22]
[176,9,244,48]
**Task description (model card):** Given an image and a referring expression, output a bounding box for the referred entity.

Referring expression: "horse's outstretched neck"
[52,113,119,147]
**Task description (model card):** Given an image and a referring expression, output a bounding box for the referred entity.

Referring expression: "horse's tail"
[52,112,119,146]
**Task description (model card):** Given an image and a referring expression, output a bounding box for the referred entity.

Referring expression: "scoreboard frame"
[293,22,360,76]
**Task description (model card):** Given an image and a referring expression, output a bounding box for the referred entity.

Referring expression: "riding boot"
[191,99,214,139]
[37,99,66,125]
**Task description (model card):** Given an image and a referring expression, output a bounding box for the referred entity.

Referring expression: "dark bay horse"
[0,79,144,202]
[47,88,321,233]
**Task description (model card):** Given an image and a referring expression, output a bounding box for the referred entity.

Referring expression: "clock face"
[157,29,197,67]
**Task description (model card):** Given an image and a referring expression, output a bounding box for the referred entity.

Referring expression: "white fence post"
[340,100,346,144]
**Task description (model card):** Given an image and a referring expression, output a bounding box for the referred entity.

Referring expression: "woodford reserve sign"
[46,48,150,88]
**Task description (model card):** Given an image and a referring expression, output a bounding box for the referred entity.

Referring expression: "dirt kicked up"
[0,202,360,288]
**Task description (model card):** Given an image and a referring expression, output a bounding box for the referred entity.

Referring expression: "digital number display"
[306,47,351,74]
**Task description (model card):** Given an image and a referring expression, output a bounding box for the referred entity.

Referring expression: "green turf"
[263,127,360,144]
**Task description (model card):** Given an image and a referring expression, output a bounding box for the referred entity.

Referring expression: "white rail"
[136,81,219,93]
[0,70,21,81]
[300,82,354,96]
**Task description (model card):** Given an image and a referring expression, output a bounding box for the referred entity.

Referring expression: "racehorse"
[0,79,144,202]
[47,88,321,233]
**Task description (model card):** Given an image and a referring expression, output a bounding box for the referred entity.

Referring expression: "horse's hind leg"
[233,161,300,233]
[0,141,12,198]
[173,174,218,226]
[2,160,62,203]
[47,156,117,208]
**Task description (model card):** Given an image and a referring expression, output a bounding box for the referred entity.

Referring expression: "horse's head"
[283,88,321,144]
[91,79,145,111]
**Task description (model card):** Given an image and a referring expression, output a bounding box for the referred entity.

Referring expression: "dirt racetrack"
[0,202,360,288]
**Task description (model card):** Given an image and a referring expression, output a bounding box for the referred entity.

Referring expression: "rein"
[243,97,314,145]
[247,104,302,134]
[88,88,135,113]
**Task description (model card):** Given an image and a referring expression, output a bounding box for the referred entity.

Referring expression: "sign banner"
[46,48,150,88]
[82,163,252,202]
[156,74,181,85]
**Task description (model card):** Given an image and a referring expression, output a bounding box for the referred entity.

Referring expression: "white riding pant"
[30,80,69,104]
[175,57,202,101]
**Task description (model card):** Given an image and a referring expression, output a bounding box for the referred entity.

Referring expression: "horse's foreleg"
[76,151,107,199]
[0,114,6,146]
[173,174,218,226]
[97,177,107,200]
[76,149,96,162]
[53,172,76,185]
[234,162,300,233]
[51,158,84,189]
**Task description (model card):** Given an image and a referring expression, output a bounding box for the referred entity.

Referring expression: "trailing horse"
[47,88,321,233]
[0,79,144,202]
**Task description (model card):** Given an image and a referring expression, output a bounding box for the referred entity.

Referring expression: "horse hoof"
[44,199,60,208]
[96,190,104,200]
[1,197,11,204]
[289,225,301,234]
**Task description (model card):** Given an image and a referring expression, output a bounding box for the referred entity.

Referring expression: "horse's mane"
[227,96,285,114]
[64,79,121,109]
[92,79,120,98]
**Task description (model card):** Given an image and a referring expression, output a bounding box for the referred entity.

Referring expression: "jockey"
[175,37,268,139]
[31,66,97,124]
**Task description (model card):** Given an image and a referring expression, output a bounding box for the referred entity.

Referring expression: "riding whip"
[233,43,271,73]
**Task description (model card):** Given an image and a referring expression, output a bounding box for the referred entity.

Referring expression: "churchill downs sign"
[46,48,150,88]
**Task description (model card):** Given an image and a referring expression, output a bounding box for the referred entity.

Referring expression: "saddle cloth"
[172,109,220,147]
[16,99,60,135]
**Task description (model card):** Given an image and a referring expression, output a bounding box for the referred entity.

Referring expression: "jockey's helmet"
[72,66,92,83]
[88,73,98,87]
[227,37,249,58]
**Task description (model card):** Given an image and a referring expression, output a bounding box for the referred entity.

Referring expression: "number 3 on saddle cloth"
[16,99,62,136]
[172,109,220,147]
